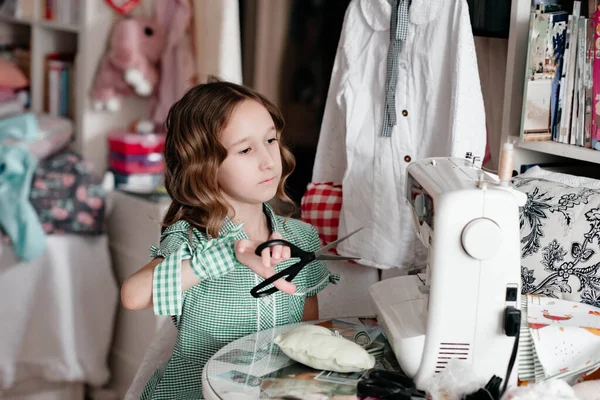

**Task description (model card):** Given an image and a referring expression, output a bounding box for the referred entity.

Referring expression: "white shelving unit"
[500,0,600,171]
[0,0,149,173]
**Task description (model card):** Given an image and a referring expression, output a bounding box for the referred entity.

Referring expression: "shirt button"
[400,62,407,70]
[404,155,412,163]
[402,110,408,117]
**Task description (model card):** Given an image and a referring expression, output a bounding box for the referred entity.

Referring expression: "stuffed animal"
[91,16,166,112]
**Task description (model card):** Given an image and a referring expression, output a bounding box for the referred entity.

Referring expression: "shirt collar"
[359,0,444,31]
[219,216,240,237]
[263,202,281,233]
[219,202,281,237]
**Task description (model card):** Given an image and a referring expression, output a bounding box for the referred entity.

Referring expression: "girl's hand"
[234,232,295,294]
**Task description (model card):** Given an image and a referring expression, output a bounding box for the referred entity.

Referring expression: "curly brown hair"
[161,78,296,237]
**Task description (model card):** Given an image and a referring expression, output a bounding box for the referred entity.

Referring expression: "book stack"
[41,0,80,25]
[0,0,79,25]
[521,1,600,151]
[44,53,75,120]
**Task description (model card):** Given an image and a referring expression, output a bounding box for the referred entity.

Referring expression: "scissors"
[249,228,363,298]
[357,369,426,400]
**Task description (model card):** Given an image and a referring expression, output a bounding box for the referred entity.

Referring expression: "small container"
[107,130,166,155]
[110,151,163,165]
[109,151,164,174]
[112,171,164,193]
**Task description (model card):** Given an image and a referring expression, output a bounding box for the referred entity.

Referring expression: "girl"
[120,78,337,399]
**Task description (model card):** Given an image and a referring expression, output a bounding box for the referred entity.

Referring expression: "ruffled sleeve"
[151,222,245,316]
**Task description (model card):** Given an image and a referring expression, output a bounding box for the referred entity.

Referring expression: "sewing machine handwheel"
[461,218,502,260]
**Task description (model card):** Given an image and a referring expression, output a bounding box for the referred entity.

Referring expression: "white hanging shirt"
[311,0,486,270]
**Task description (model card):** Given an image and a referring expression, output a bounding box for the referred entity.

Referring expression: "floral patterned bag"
[30,150,105,234]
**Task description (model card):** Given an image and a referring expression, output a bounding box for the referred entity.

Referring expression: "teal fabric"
[0,145,45,261]
[0,112,39,143]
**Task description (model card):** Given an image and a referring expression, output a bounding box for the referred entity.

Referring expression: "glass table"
[202,317,402,399]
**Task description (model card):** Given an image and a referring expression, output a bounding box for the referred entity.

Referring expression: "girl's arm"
[302,295,319,321]
[122,232,296,311]
[121,258,200,310]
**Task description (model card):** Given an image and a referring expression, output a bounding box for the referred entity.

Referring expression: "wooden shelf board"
[0,14,79,33]
[37,19,79,33]
[517,138,600,164]
[0,14,33,25]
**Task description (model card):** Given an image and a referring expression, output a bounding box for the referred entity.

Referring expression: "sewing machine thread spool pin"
[498,142,514,186]
[477,171,488,190]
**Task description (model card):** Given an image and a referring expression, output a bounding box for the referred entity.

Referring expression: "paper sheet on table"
[526,295,600,379]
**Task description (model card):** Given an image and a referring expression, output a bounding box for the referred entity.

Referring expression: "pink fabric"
[0,89,16,102]
[151,0,195,125]
[0,59,28,89]
[593,10,600,145]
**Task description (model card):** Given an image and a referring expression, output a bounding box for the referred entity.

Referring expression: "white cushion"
[274,325,375,373]
[519,166,600,189]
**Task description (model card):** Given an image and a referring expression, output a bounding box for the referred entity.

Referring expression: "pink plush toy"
[91,16,166,112]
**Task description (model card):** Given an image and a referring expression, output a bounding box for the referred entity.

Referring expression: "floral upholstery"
[513,176,600,307]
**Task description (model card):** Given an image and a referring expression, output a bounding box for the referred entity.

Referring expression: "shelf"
[0,14,79,33]
[0,14,33,26]
[36,19,79,33]
[516,138,600,165]
[0,0,133,173]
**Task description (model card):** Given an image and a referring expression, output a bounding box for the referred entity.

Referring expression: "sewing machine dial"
[460,218,502,260]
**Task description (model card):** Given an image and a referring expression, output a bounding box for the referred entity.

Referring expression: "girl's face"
[217,99,283,207]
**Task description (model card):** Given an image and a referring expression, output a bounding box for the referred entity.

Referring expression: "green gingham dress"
[140,203,338,399]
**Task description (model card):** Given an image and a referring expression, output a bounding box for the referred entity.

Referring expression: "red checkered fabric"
[300,182,342,247]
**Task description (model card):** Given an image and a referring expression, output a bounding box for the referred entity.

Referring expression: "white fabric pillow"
[274,325,375,373]
[518,166,600,189]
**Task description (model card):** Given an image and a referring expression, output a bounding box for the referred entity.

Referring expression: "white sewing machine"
[369,157,526,389]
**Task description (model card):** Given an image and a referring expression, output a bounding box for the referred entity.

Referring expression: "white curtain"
[475,37,509,169]
[249,0,291,106]
[192,0,243,84]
